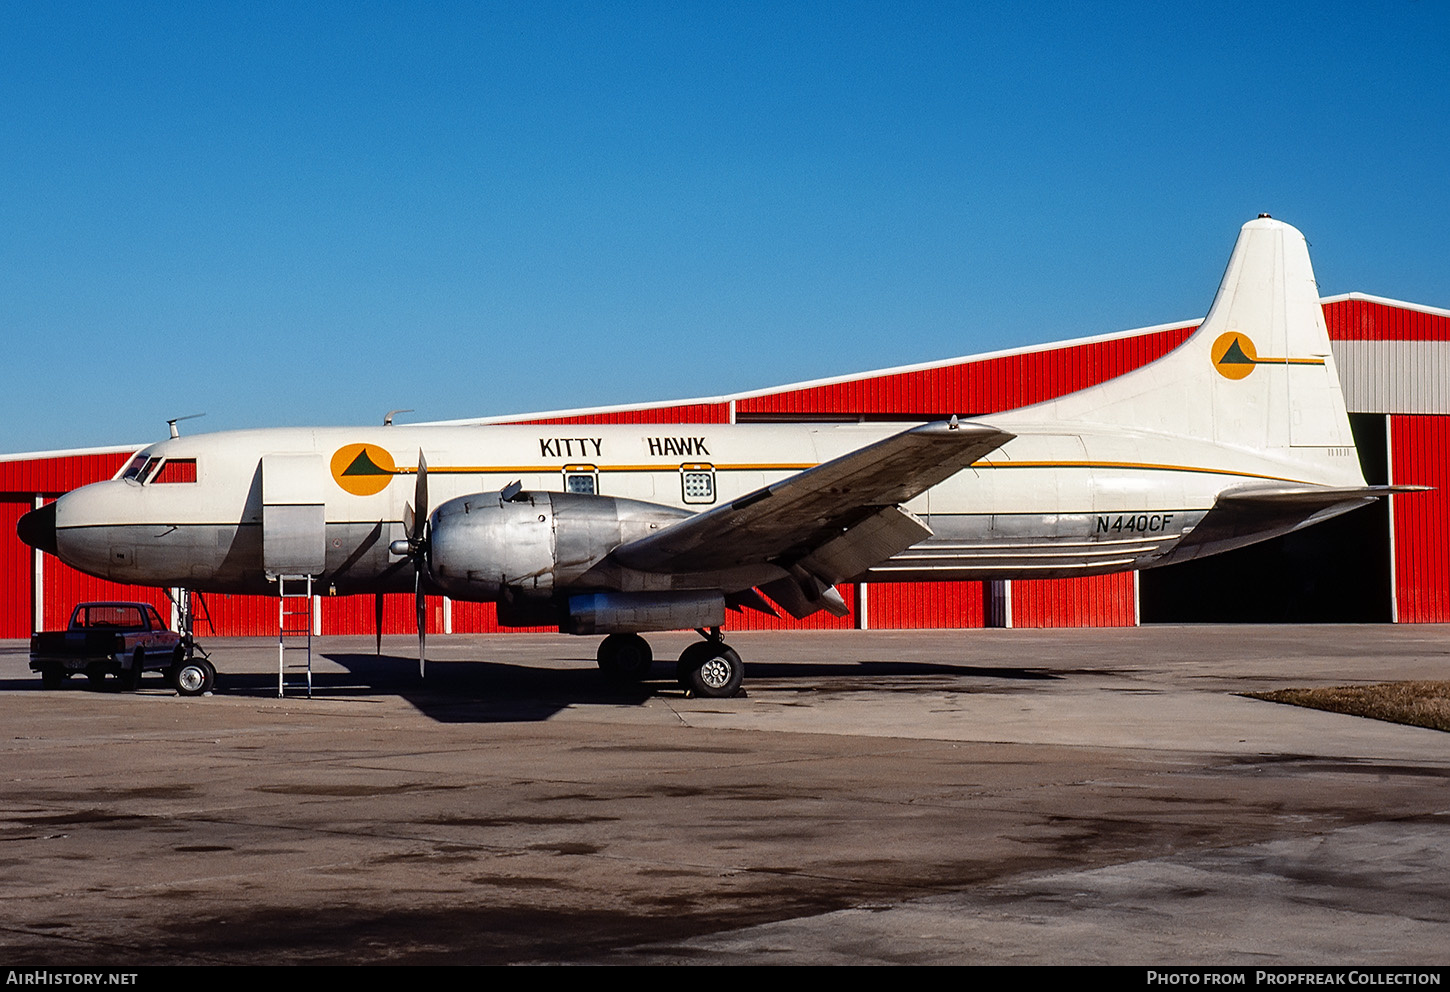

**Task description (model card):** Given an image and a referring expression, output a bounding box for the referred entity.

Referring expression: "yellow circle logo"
[330,443,397,496]
[1211,331,1258,380]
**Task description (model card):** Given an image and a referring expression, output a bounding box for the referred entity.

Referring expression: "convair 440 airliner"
[18,217,1419,696]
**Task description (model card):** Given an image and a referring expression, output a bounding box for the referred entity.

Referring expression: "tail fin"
[1035,216,1362,484]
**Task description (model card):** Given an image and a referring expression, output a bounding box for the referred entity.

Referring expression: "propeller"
[374,593,384,656]
[389,451,430,678]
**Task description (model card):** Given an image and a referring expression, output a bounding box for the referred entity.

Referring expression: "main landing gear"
[595,628,744,698]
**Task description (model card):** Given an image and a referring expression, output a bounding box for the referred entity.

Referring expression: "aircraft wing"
[610,420,1013,612]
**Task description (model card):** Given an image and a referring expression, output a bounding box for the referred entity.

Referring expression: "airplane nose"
[17,501,58,555]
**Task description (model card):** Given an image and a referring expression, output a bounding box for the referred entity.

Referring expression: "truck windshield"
[76,605,146,629]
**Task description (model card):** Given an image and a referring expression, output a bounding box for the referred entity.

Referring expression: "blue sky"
[3,2,1448,453]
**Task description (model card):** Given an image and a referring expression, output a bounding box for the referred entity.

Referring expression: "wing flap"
[796,504,932,586]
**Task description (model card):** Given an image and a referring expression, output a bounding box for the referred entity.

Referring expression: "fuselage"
[41,415,1365,598]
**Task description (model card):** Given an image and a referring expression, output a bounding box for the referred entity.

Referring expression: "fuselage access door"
[260,452,327,579]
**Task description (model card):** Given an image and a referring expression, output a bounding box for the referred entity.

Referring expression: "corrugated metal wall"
[1012,574,1136,628]
[1325,299,1450,415]
[42,558,170,631]
[0,500,31,637]
[865,581,987,629]
[737,327,1196,418]
[1,452,132,494]
[511,403,732,425]
[1324,297,1450,341]
[1390,414,1450,623]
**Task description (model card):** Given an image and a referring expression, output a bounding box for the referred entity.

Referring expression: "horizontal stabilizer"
[1157,483,1427,567]
[1217,483,1432,506]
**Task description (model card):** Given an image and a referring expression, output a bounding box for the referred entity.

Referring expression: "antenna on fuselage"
[166,413,206,438]
[383,409,414,426]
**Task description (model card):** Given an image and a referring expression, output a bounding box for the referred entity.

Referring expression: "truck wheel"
[41,665,64,690]
[86,668,108,689]
[172,659,215,697]
[122,648,145,691]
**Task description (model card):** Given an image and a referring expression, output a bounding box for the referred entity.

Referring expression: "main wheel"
[171,658,215,696]
[597,633,653,683]
[676,642,744,698]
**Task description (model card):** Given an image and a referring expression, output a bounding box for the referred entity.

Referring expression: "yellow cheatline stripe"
[391,458,1312,486]
[970,459,1314,484]
[392,462,817,475]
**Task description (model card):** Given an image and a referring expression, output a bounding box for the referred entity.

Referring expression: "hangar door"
[1139,415,1393,624]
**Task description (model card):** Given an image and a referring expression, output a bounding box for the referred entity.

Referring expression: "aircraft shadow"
[235,652,1059,724]
[1,652,1059,725]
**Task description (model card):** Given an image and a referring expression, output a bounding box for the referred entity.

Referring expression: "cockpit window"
[152,459,197,484]
[120,455,162,483]
[119,454,150,481]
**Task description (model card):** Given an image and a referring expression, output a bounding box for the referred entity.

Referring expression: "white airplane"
[17,217,1418,696]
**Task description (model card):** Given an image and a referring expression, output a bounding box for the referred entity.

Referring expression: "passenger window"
[680,464,716,505]
[152,459,198,484]
[563,465,598,495]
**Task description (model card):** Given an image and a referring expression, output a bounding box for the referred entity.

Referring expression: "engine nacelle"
[564,590,726,634]
[425,489,690,608]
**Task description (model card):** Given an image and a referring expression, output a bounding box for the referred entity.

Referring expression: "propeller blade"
[413,451,429,541]
[415,568,426,679]
[374,593,384,656]
[412,450,429,679]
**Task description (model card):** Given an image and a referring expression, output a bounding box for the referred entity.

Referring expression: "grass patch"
[1244,681,1450,733]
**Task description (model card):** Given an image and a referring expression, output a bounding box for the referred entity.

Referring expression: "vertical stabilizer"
[1031,217,1358,474]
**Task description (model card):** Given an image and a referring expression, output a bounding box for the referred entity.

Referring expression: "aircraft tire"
[597,633,653,682]
[676,643,744,698]
[172,658,215,697]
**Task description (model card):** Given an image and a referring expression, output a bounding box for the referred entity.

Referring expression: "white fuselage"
[48,415,1361,596]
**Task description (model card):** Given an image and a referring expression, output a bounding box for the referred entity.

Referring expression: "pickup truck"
[30,601,215,696]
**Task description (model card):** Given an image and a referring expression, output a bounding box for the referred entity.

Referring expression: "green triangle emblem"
[1217,338,1256,366]
[343,450,392,477]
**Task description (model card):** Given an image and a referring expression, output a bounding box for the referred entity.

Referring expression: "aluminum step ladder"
[276,574,315,697]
